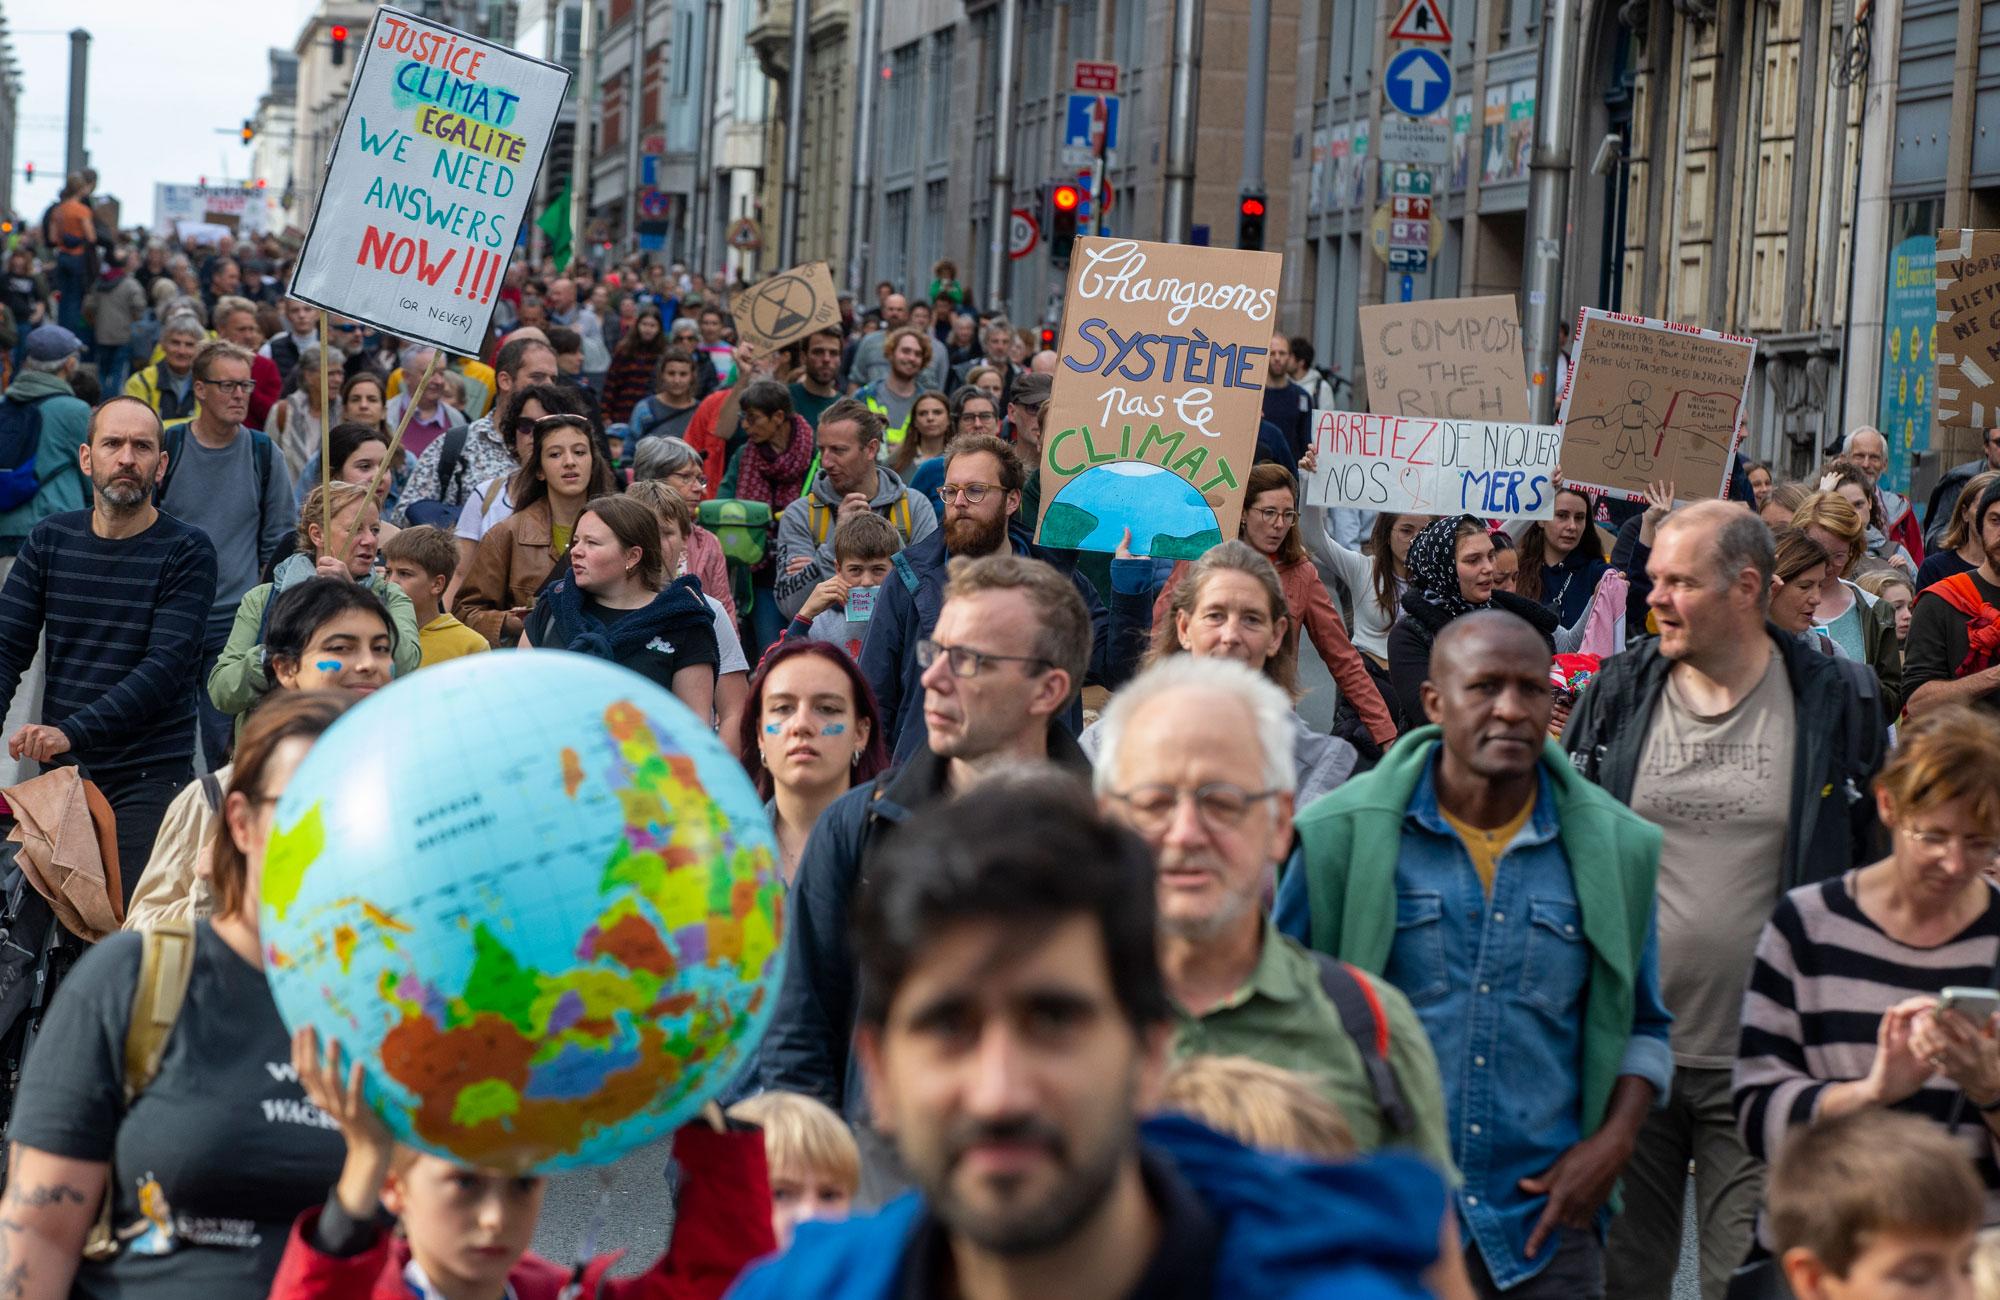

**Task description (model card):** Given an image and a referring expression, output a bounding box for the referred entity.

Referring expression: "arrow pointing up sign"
[1389,0,1454,42]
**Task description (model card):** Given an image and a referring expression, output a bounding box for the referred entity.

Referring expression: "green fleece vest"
[1291,725,1663,1138]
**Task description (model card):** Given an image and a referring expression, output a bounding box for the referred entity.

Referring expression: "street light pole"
[1523,0,1580,422]
[985,0,1019,313]
[779,0,809,266]
[1238,0,1269,235]
[1162,0,1202,243]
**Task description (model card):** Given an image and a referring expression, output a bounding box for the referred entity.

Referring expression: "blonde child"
[727,1091,860,1251]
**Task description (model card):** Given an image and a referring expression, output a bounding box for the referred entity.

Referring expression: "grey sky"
[9,0,317,224]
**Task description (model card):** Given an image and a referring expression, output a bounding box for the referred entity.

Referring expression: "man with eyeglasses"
[1277,609,1672,1299]
[762,553,1096,1188]
[1923,425,2000,551]
[859,433,1150,761]
[1096,654,1454,1174]
[157,340,292,767]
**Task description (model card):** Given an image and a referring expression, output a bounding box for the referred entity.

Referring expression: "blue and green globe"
[1041,461,1226,559]
[260,651,785,1173]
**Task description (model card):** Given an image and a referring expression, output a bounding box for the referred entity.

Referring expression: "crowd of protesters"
[1,186,2000,1299]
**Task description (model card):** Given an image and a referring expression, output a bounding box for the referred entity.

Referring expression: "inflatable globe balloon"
[260,651,785,1173]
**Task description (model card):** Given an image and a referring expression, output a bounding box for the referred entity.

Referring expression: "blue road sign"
[1062,94,1121,154]
[1385,48,1452,119]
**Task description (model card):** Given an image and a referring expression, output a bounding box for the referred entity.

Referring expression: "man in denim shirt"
[1276,611,1672,1297]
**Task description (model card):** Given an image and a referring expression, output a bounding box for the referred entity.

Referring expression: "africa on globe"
[259,651,785,1173]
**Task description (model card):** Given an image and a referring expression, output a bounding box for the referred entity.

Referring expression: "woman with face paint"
[735,640,891,881]
[523,495,720,722]
[208,482,421,740]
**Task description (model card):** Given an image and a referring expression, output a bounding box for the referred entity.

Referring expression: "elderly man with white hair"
[1093,652,1454,1170]
[385,344,468,459]
[1843,424,1926,563]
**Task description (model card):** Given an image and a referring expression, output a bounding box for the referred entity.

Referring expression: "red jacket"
[267,1126,775,1300]
[249,354,282,433]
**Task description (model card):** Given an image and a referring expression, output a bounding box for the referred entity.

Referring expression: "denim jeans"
[749,578,784,659]
[95,342,130,396]
[194,620,234,772]
[53,253,88,337]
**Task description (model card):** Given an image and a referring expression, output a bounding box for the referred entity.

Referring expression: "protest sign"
[1935,228,2000,426]
[1302,412,1561,518]
[1035,236,1284,559]
[1358,295,1529,420]
[732,262,841,353]
[289,6,570,356]
[1555,308,1756,502]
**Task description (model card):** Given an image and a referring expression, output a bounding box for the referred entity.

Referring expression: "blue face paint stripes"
[316,660,344,672]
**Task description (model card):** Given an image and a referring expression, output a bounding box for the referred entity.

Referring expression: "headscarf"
[1406,514,1486,620]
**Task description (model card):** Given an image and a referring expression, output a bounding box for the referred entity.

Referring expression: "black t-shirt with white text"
[10,922,343,1300]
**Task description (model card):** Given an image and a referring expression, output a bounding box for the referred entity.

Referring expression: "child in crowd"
[1159,1055,1355,1159]
[785,513,902,659]
[382,526,490,666]
[1769,1108,1984,1300]
[278,1029,774,1300]
[726,1091,859,1250]
[1856,566,1916,644]
[1161,1055,1477,1300]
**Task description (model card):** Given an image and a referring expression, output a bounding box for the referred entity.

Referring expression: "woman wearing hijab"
[1385,514,1557,729]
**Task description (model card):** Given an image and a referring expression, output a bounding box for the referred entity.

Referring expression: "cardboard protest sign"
[1302,412,1562,518]
[289,6,570,356]
[1358,295,1529,420]
[733,262,842,353]
[1034,236,1284,558]
[1555,309,1756,502]
[1934,229,2000,426]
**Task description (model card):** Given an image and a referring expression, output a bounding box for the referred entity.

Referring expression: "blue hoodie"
[726,1116,1443,1299]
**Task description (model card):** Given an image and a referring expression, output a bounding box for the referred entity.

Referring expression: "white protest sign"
[1302,410,1563,519]
[289,6,570,356]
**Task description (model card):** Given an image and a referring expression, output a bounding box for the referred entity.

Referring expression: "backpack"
[402,425,474,528]
[808,494,914,546]
[700,499,774,620]
[1307,951,1415,1137]
[80,920,195,1261]
[0,836,80,1139]
[157,422,275,510]
[0,394,51,512]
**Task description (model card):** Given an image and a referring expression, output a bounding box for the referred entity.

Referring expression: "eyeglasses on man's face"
[199,378,254,395]
[1104,782,1280,837]
[940,482,1002,505]
[916,637,1049,678]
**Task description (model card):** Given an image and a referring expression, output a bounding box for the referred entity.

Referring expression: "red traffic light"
[331,23,348,40]
[1239,197,1267,217]
[1039,328,1057,349]
[1052,185,1081,212]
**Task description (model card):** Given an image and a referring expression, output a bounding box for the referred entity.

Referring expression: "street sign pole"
[1091,95,1110,236]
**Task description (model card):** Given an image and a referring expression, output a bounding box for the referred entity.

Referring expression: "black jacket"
[1384,588,1557,730]
[758,729,1095,1121]
[1563,625,1885,892]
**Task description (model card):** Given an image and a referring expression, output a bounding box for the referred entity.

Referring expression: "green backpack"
[698,498,775,621]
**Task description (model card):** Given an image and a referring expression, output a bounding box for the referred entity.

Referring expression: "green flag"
[537,183,572,271]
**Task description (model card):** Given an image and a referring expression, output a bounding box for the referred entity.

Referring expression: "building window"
[884,188,912,290]
[610,0,633,27]
[922,179,949,277]
[1068,0,1101,64]
[642,46,663,128]
[1113,0,1145,73]
[927,30,954,161]
[886,43,920,174]
[1022,0,1051,103]
[674,8,695,97]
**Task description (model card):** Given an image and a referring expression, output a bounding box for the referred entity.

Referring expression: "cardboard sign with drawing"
[1555,309,1757,503]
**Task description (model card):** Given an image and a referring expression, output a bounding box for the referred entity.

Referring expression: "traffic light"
[1049,182,1081,264]
[241,119,255,145]
[330,23,349,65]
[21,162,30,185]
[1039,327,1057,350]
[1237,194,1267,251]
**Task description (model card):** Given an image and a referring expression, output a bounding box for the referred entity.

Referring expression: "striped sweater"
[1735,872,2000,1220]
[0,510,218,783]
